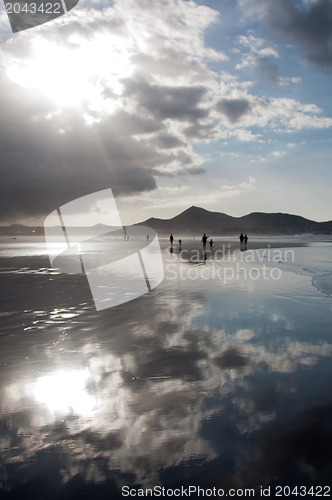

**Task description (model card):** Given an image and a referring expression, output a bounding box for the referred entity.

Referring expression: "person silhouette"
[244,234,248,250]
[202,233,207,248]
[239,233,244,251]
[170,234,174,246]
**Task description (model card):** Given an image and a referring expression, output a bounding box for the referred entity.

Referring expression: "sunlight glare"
[31,368,96,418]
[6,33,134,112]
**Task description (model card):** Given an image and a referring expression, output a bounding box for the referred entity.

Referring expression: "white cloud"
[236,32,302,88]
[272,150,286,158]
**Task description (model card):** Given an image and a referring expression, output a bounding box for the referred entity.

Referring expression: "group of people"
[170,233,248,251]
[201,233,213,249]
[169,233,249,252]
[170,234,182,248]
[239,232,248,251]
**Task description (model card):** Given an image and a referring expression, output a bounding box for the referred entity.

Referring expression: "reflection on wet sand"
[0,244,332,497]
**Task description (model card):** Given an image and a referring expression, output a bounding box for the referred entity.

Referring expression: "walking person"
[239,233,244,251]
[244,234,248,251]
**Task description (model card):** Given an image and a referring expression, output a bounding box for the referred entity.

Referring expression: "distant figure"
[178,238,182,248]
[209,239,213,248]
[244,234,248,250]
[202,233,208,248]
[239,233,244,251]
[170,234,174,246]
[147,234,149,241]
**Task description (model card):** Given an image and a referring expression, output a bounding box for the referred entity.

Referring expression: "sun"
[5,32,134,113]
[31,368,96,419]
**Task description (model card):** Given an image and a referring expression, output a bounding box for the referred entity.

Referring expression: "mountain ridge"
[1,206,331,235]
[135,206,332,235]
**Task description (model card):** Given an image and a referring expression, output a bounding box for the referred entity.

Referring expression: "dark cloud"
[185,166,207,175]
[124,79,209,122]
[73,429,123,452]
[214,346,248,369]
[183,118,221,140]
[260,0,332,70]
[0,0,219,224]
[216,98,252,123]
[0,99,160,221]
[134,347,205,381]
[154,132,185,149]
[240,401,332,486]
[0,71,206,222]
[255,54,282,84]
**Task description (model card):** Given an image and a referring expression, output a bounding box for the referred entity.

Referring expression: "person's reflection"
[209,239,213,257]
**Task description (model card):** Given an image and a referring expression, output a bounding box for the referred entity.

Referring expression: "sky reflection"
[0,248,332,497]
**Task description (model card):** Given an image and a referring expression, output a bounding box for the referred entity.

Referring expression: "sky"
[0,0,331,226]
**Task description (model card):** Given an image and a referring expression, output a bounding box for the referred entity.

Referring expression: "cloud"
[238,0,332,71]
[219,95,332,132]
[130,176,257,212]
[236,33,301,86]
[216,98,252,123]
[0,0,222,222]
[0,0,331,223]
[1,265,331,492]
[238,402,332,486]
[123,79,209,122]
[214,346,248,369]
[218,176,256,198]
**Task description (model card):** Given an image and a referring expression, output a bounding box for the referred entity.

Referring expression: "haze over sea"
[0,235,332,499]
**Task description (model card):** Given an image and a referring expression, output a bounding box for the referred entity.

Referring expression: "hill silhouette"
[1,207,331,236]
[137,206,332,235]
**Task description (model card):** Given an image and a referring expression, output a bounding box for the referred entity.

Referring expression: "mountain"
[1,208,331,236]
[136,206,332,235]
[0,224,44,236]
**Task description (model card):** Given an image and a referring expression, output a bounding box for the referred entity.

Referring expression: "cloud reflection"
[0,260,332,495]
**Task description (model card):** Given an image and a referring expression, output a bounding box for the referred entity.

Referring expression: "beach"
[0,236,332,498]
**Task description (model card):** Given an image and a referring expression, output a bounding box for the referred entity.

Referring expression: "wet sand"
[0,238,332,498]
